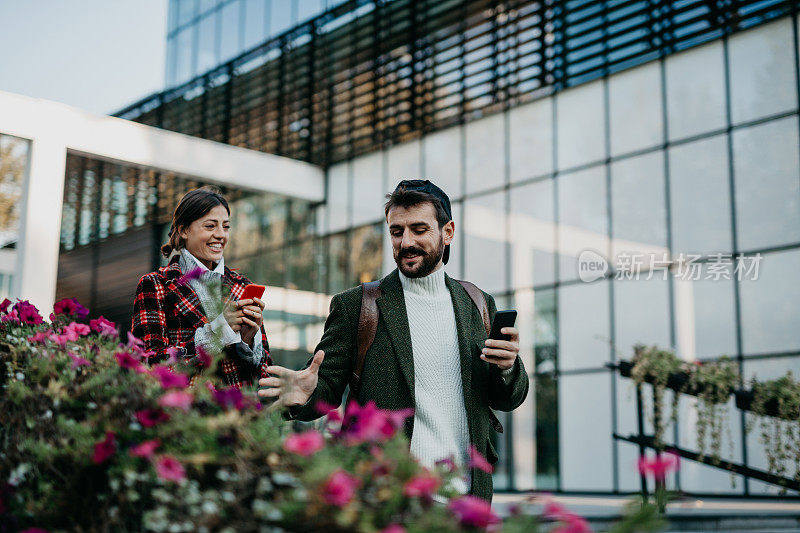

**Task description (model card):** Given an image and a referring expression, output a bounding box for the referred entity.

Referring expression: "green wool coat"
[291,269,529,501]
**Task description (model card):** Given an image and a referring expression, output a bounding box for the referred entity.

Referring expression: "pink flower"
[158,391,194,412]
[340,401,413,444]
[177,267,204,286]
[14,300,43,325]
[552,514,592,533]
[637,452,679,480]
[1,309,19,323]
[543,498,568,520]
[53,297,89,319]
[126,331,145,351]
[283,430,325,457]
[467,444,494,474]
[315,400,343,423]
[0,298,11,313]
[89,316,117,337]
[135,408,170,428]
[115,351,143,370]
[402,472,441,499]
[321,470,361,507]
[64,322,91,339]
[155,455,186,482]
[381,526,405,533]
[68,353,91,369]
[211,386,246,410]
[92,431,117,464]
[48,333,68,347]
[150,365,190,389]
[448,495,501,528]
[28,330,52,343]
[130,439,161,459]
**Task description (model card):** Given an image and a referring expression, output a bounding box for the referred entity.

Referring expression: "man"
[258,179,528,501]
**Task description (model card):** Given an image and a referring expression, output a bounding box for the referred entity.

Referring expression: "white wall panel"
[465,113,506,194]
[609,62,663,156]
[509,97,554,182]
[556,80,606,170]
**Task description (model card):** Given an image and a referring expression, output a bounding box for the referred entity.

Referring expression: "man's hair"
[383,186,450,228]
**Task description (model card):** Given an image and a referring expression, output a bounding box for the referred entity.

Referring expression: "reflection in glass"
[197,12,219,74]
[532,288,558,489]
[557,166,607,281]
[613,277,671,358]
[219,0,242,63]
[243,0,268,50]
[0,135,29,248]
[326,232,348,295]
[463,191,507,294]
[558,280,610,371]
[175,26,196,86]
[349,223,383,287]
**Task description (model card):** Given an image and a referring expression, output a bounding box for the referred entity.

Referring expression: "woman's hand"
[237,297,265,348]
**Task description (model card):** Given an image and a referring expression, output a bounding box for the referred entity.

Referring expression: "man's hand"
[481,327,520,371]
[257,350,325,408]
[237,297,265,347]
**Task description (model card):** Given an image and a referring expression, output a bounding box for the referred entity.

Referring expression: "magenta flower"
[283,430,325,457]
[135,408,171,428]
[638,452,679,480]
[159,390,194,412]
[150,365,190,389]
[126,331,145,351]
[1,309,19,323]
[315,400,343,424]
[381,526,406,533]
[177,266,204,286]
[552,514,592,533]
[340,401,413,444]
[92,431,117,464]
[13,300,43,325]
[115,351,143,370]
[129,439,161,459]
[0,298,11,313]
[155,455,186,482]
[89,316,117,337]
[48,333,69,347]
[321,470,361,507]
[402,472,441,499]
[467,444,494,474]
[195,345,212,368]
[53,297,89,319]
[211,386,246,410]
[68,353,91,369]
[448,495,501,528]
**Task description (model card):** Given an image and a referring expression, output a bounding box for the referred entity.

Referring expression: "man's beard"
[395,236,445,278]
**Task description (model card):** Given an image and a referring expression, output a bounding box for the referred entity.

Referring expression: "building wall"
[320,16,800,493]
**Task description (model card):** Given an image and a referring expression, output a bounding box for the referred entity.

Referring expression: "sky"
[0,0,168,115]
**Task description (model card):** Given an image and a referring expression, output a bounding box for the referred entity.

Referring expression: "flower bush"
[1,298,659,531]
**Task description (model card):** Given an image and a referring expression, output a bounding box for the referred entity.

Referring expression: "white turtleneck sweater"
[400,267,470,494]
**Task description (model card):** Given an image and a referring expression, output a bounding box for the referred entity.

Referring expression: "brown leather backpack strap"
[457,280,490,337]
[350,280,381,398]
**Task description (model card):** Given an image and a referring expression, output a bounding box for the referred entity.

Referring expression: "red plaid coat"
[131,255,272,388]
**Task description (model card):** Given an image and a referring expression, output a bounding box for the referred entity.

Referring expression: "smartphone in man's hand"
[489,310,517,341]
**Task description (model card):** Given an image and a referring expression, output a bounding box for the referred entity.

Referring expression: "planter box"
[734,390,800,421]
[616,360,731,400]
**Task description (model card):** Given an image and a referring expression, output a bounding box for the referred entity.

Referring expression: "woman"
[132,186,271,388]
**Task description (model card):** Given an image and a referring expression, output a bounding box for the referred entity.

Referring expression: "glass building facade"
[61,0,800,495]
[0,134,29,300]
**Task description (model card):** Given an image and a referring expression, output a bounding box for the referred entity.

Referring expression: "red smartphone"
[240,283,266,302]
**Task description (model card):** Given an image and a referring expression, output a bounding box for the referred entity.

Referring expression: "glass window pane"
[613,277,671,358]
[669,135,732,254]
[674,270,737,360]
[422,127,462,199]
[219,0,242,62]
[559,372,613,491]
[271,0,294,36]
[196,12,219,74]
[387,140,420,185]
[286,239,319,292]
[728,18,797,125]
[739,249,800,355]
[178,0,198,27]
[326,232,348,294]
[608,62,663,156]
[732,116,800,251]
[665,40,726,141]
[463,191,507,294]
[509,97,553,183]
[465,113,505,195]
[349,224,382,287]
[556,80,605,170]
[510,179,555,289]
[610,151,667,268]
[558,279,610,370]
[0,135,30,248]
[243,0,268,49]
[557,166,607,282]
[175,26,196,85]
[297,0,324,22]
[168,0,180,32]
[326,162,350,233]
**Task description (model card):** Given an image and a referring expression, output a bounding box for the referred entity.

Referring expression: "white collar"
[182,248,225,274]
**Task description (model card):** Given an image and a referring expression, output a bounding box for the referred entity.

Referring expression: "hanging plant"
[689,356,738,473]
[630,345,687,449]
[745,372,800,493]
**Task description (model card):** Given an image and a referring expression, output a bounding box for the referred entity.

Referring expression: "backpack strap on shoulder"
[456,279,490,337]
[350,280,381,398]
